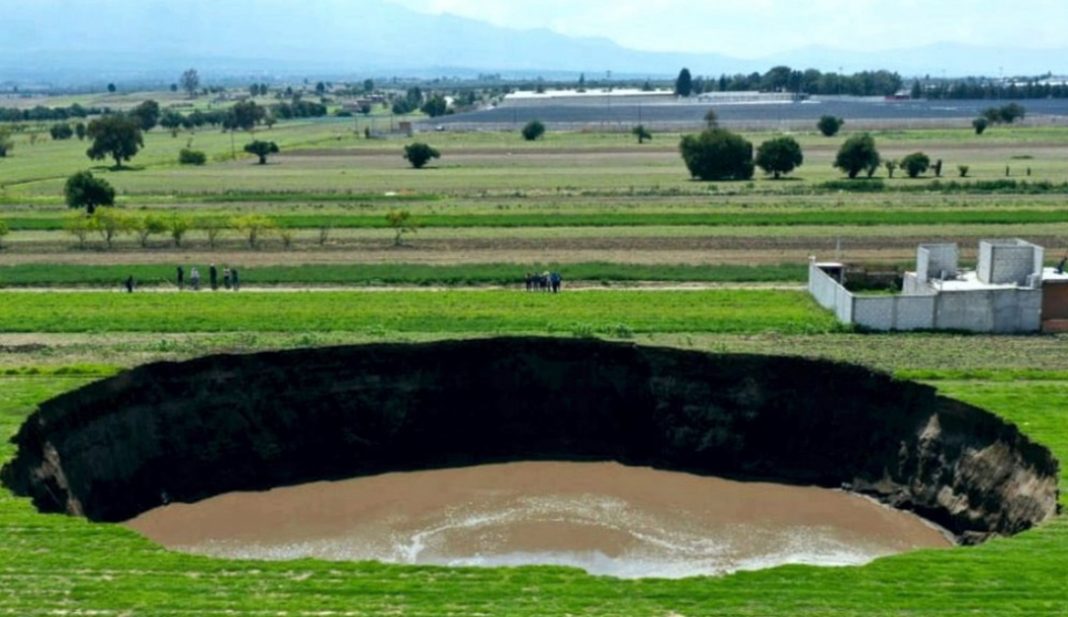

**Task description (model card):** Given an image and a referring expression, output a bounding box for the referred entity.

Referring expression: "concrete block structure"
[809,240,1068,333]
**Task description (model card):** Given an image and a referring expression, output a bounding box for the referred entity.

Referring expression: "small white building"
[809,240,1068,333]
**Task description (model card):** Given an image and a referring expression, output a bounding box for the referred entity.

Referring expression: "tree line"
[675,66,904,97]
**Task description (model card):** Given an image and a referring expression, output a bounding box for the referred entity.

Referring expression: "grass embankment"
[0,290,838,335]
[8,208,1068,232]
[0,373,1066,615]
[0,263,806,287]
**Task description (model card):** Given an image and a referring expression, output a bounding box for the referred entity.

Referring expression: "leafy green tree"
[901,152,931,178]
[134,214,168,247]
[180,69,200,98]
[632,124,652,144]
[86,115,144,169]
[754,136,803,179]
[107,83,117,93]
[226,101,265,132]
[521,120,546,141]
[675,68,693,97]
[885,159,898,178]
[999,103,1026,123]
[386,209,417,247]
[834,133,880,179]
[50,123,74,140]
[421,95,448,117]
[130,100,161,131]
[363,79,375,93]
[243,140,279,164]
[958,165,970,178]
[160,109,186,135]
[168,214,191,247]
[973,117,989,134]
[74,122,87,140]
[231,214,277,248]
[0,127,14,157]
[64,171,115,214]
[817,115,844,137]
[403,142,441,169]
[196,216,228,248]
[64,212,93,249]
[89,208,134,249]
[679,128,754,181]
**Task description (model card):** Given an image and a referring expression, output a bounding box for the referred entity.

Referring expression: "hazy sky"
[387,0,1067,57]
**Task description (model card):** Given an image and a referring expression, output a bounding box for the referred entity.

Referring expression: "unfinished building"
[809,240,1068,333]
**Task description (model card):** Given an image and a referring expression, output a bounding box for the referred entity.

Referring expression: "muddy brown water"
[125,462,951,579]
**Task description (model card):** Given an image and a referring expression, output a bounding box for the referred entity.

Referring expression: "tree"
[196,216,227,248]
[0,219,9,250]
[679,128,754,181]
[86,115,144,169]
[675,68,693,97]
[754,136,803,179]
[521,120,545,141]
[973,117,989,135]
[89,208,133,249]
[704,109,719,128]
[901,152,931,178]
[403,142,441,169]
[180,69,200,98]
[243,140,279,164]
[168,214,190,247]
[64,171,115,214]
[999,103,1026,123]
[134,214,168,247]
[64,212,93,249]
[231,215,277,248]
[834,133,880,179]
[632,124,652,144]
[0,127,13,157]
[160,109,186,135]
[817,115,844,137]
[386,210,417,247]
[363,79,375,93]
[958,164,970,178]
[885,160,898,178]
[226,101,265,132]
[130,100,161,131]
[421,95,448,117]
[107,83,116,93]
[50,123,74,140]
[74,122,87,141]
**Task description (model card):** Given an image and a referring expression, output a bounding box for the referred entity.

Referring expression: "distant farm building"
[500,88,675,108]
[809,240,1068,333]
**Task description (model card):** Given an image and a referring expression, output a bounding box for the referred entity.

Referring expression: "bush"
[50,123,74,140]
[973,117,989,135]
[403,142,441,169]
[901,152,931,178]
[755,136,803,179]
[0,219,9,250]
[679,128,754,181]
[632,124,652,144]
[834,133,880,179]
[521,120,545,141]
[817,115,844,137]
[178,148,207,165]
[958,165,970,178]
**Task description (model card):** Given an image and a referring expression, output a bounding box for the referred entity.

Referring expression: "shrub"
[64,213,93,249]
[403,142,441,169]
[386,210,417,247]
[50,123,74,140]
[89,208,134,249]
[901,152,931,178]
[973,117,989,135]
[679,128,754,181]
[755,136,803,179]
[178,148,207,165]
[885,160,898,178]
[632,124,652,144]
[0,219,8,250]
[817,115,844,137]
[958,165,970,178]
[0,127,12,157]
[230,214,277,248]
[521,120,545,141]
[168,214,190,247]
[134,214,168,247]
[834,133,880,179]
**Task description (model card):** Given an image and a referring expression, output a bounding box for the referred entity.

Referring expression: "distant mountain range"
[1,0,1064,85]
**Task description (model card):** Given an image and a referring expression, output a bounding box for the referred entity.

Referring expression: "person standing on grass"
[190,267,201,291]
[550,271,562,294]
[223,267,232,290]
[124,275,134,293]
[177,266,184,291]
[232,268,240,291]
[209,263,218,291]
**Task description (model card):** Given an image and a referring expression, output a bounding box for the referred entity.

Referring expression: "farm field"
[3,95,1068,616]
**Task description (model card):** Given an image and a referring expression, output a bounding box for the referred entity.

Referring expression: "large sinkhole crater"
[1,337,1060,572]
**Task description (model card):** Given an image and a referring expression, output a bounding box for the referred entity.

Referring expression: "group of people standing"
[176,264,240,292]
[525,271,563,293]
